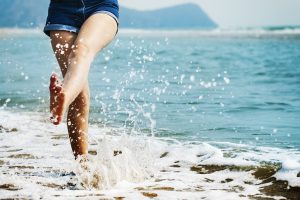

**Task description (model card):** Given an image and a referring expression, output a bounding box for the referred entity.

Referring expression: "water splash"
[74,134,155,189]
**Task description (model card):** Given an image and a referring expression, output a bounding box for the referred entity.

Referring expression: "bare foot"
[49,73,66,125]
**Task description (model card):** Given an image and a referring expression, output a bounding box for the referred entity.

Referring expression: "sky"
[120,0,300,28]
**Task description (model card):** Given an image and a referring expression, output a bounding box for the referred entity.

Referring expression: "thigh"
[50,31,77,76]
[74,13,118,57]
[44,1,83,37]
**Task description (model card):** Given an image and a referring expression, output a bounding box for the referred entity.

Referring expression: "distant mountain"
[0,1,217,29]
[0,0,49,28]
[119,4,216,29]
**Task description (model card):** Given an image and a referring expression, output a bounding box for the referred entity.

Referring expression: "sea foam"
[0,109,299,199]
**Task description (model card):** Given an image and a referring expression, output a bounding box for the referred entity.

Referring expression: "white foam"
[0,109,299,199]
[274,159,300,187]
[1,27,300,38]
[74,134,156,189]
[0,28,41,37]
[118,28,300,38]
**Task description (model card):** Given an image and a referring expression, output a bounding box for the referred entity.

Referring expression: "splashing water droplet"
[224,77,230,84]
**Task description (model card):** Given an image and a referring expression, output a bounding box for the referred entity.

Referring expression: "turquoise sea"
[1,29,300,148]
[0,28,300,199]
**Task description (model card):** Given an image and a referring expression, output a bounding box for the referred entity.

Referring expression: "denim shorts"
[44,0,119,37]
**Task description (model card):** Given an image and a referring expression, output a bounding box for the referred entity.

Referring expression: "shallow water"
[0,29,300,199]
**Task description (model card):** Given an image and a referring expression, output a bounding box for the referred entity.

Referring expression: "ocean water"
[0,28,300,199]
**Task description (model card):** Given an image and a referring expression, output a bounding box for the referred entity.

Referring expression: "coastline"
[0,109,300,199]
[1,27,300,38]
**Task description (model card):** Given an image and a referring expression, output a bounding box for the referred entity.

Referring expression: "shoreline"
[1,27,300,38]
[0,109,300,199]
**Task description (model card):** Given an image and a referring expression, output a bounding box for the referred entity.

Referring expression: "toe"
[52,115,62,125]
[57,116,62,124]
[55,85,62,94]
[50,75,58,91]
[50,73,58,82]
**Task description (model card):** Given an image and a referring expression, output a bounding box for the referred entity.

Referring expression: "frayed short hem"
[43,24,80,37]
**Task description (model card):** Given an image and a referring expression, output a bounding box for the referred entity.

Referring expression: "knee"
[69,42,92,60]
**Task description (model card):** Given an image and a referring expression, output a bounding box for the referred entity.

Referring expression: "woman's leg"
[49,13,117,157]
[50,31,90,158]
